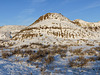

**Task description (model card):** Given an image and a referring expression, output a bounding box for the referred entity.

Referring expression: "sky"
[0,0,100,26]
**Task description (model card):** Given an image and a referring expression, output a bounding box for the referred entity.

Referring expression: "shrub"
[96,56,100,61]
[11,49,22,55]
[29,53,39,61]
[28,50,50,62]
[94,47,100,51]
[60,53,66,58]
[21,45,29,48]
[69,56,89,68]
[0,45,5,48]
[84,50,96,56]
[2,52,12,58]
[69,49,82,55]
[88,57,95,62]
[86,43,94,46]
[45,56,54,64]
[24,50,35,55]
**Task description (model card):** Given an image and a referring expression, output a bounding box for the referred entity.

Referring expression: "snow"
[0,13,100,75]
[73,19,100,27]
[0,58,41,75]
[0,25,26,40]
[7,14,100,48]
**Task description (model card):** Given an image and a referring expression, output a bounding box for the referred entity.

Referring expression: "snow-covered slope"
[5,13,99,48]
[72,19,100,32]
[73,19,100,27]
[0,13,100,75]
[0,25,27,40]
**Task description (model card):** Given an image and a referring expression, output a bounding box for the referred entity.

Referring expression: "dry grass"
[21,45,29,48]
[45,56,54,64]
[96,56,100,61]
[86,43,94,46]
[0,45,5,48]
[28,46,67,63]
[69,56,89,68]
[28,50,50,62]
[69,49,83,55]
[94,47,100,51]
[2,52,12,58]
[83,50,96,56]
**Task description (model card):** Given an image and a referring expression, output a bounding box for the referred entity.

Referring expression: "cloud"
[21,9,35,15]
[86,1,100,9]
[70,0,100,14]
[17,8,35,19]
[63,0,81,3]
[20,18,35,25]
[31,0,46,3]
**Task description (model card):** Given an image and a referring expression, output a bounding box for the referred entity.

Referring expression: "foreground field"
[0,45,100,75]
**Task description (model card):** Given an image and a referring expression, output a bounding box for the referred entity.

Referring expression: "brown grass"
[2,52,12,58]
[21,45,29,48]
[96,56,100,61]
[69,56,89,68]
[69,49,83,55]
[28,50,50,62]
[86,43,94,46]
[45,56,54,64]
[94,47,100,51]
[84,50,96,56]
[0,45,5,48]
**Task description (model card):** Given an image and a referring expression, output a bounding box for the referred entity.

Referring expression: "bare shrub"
[41,45,50,48]
[24,50,35,55]
[69,56,89,68]
[88,57,95,62]
[21,45,29,48]
[94,47,100,51]
[86,43,94,46]
[29,53,39,62]
[69,49,82,55]
[11,49,23,55]
[28,50,50,62]
[60,53,66,58]
[96,56,100,61]
[2,52,12,58]
[0,45,5,48]
[45,56,54,64]
[84,50,96,56]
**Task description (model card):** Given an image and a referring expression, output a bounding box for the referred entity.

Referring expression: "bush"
[69,56,89,68]
[2,52,12,58]
[28,50,50,62]
[11,49,23,55]
[0,45,5,48]
[69,49,82,55]
[21,45,29,48]
[96,56,100,61]
[45,56,54,64]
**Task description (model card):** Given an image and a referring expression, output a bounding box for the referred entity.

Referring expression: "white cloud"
[31,0,46,3]
[86,1,100,9]
[70,0,100,14]
[21,18,35,25]
[17,8,35,19]
[63,0,81,3]
[22,9,35,14]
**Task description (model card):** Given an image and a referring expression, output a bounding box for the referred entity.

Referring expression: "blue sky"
[0,0,100,26]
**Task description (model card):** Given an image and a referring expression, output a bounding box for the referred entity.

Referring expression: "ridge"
[30,13,71,26]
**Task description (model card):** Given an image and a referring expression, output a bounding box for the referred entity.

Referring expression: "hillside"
[4,13,100,48]
[0,13,100,75]
[0,25,27,40]
[72,19,100,32]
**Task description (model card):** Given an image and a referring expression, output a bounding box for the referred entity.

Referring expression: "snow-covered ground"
[0,25,26,40]
[0,46,100,75]
[0,13,100,75]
